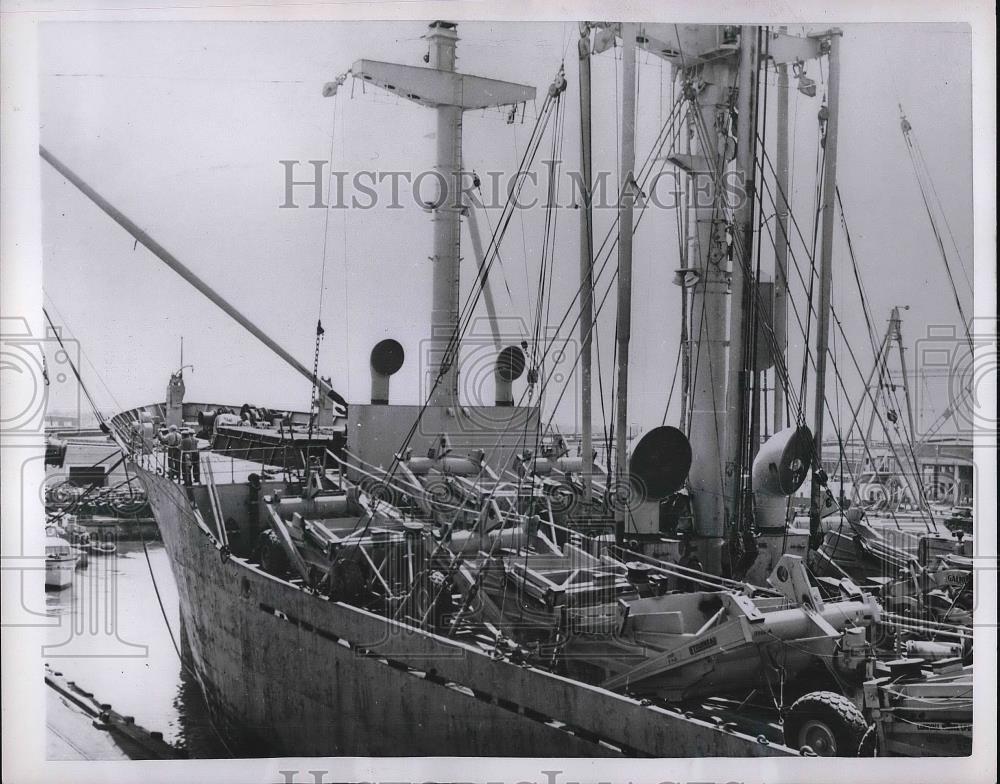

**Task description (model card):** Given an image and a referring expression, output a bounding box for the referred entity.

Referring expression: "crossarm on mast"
[351,59,535,110]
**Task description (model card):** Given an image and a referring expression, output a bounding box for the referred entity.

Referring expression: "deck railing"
[126,441,320,487]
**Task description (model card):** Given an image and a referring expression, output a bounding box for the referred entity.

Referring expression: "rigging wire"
[671,72,690,431]
[522,91,689,460]
[530,78,566,393]
[539,99,693,448]
[42,307,109,431]
[468,192,520,315]
[479,90,691,518]
[528,75,568,466]
[38,303,239,753]
[899,109,974,353]
[513,125,538,333]
[683,68,742,502]
[401,89,721,610]
[449,91,559,360]
[685,95,926,533]
[306,87,343,447]
[836,188,936,525]
[659,338,684,427]
[751,152,922,526]
[329,81,564,553]
[797,105,827,408]
[42,292,131,420]
[900,107,973,295]
[746,27,770,475]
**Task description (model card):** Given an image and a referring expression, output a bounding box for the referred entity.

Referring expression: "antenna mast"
[613,23,638,537]
[347,22,535,407]
[808,31,843,544]
[578,23,596,506]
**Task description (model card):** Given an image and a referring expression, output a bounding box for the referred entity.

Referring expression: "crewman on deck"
[155,426,170,475]
[181,427,201,486]
[164,424,182,480]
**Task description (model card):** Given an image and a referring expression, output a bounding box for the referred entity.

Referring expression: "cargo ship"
[44,21,974,758]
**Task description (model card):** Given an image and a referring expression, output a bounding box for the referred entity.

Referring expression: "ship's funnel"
[752,424,813,528]
[628,426,692,501]
[495,345,526,407]
[370,339,405,405]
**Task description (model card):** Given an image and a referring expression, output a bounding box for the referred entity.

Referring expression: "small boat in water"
[47,518,96,566]
[45,536,77,590]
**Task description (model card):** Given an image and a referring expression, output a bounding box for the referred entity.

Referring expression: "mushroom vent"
[496,345,526,382]
[752,424,814,497]
[495,345,526,406]
[370,339,405,404]
[628,426,693,501]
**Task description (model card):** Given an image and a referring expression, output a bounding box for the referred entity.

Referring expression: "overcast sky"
[39,21,973,440]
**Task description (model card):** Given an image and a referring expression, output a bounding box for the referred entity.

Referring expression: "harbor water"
[45,540,230,758]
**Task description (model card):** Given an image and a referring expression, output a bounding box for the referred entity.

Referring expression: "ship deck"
[794,512,945,553]
[135,444,294,486]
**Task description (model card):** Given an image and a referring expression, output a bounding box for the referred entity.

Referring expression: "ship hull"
[135,464,792,758]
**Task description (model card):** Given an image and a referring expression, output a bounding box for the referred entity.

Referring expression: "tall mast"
[724,25,760,551]
[578,23,595,505]
[613,23,637,534]
[773,33,791,434]
[891,307,929,514]
[680,59,737,576]
[842,322,891,467]
[627,24,828,573]
[427,23,465,406]
[891,306,918,444]
[678,74,692,432]
[348,22,535,408]
[808,31,842,542]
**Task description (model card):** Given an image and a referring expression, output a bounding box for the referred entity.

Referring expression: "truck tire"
[783,691,869,756]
